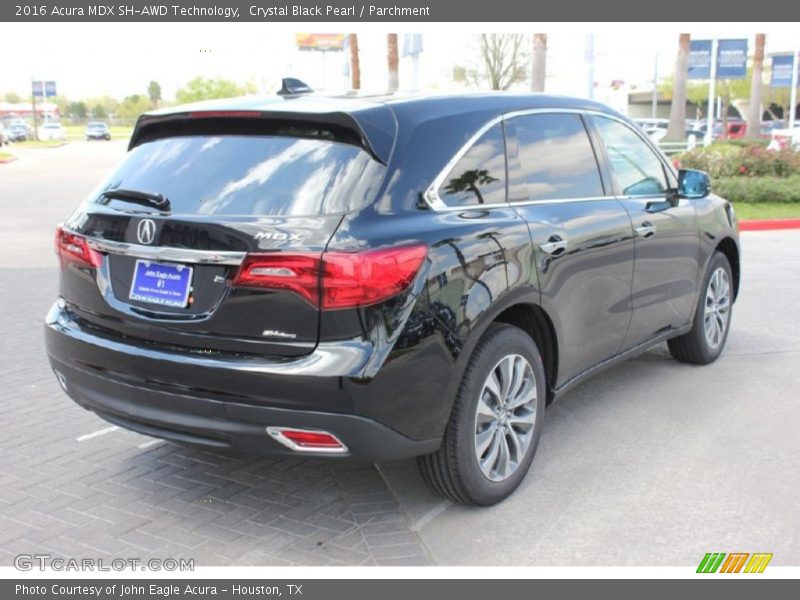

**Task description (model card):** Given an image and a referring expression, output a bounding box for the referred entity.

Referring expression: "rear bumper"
[45,301,440,461]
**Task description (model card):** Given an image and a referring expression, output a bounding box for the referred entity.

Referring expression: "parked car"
[767,127,800,150]
[85,122,111,141]
[45,93,740,505]
[7,123,32,142]
[645,126,704,149]
[39,123,66,141]
[0,123,9,146]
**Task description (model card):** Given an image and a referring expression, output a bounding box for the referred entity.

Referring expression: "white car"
[767,127,800,151]
[39,123,66,141]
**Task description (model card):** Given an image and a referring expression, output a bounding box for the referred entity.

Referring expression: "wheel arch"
[715,236,740,301]
[493,303,559,404]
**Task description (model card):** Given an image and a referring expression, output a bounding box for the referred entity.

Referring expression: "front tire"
[668,251,733,364]
[418,323,546,506]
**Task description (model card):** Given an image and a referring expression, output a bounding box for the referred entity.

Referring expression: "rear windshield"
[92,135,385,216]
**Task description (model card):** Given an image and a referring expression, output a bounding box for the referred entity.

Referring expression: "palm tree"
[746,34,766,140]
[666,34,690,141]
[348,34,361,91]
[531,34,547,92]
[387,34,399,92]
[443,169,498,205]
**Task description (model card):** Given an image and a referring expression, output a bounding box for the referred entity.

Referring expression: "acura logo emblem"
[136,219,156,245]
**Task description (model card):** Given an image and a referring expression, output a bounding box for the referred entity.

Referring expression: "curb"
[0,155,18,164]
[740,219,800,231]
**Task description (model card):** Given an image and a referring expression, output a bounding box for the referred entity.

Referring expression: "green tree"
[175,76,255,104]
[85,95,119,118]
[4,92,22,103]
[147,80,162,108]
[91,105,107,119]
[117,94,152,119]
[68,101,88,120]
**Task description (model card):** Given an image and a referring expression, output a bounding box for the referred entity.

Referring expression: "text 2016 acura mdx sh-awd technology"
[46,92,740,505]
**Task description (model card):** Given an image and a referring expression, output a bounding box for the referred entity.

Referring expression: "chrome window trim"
[84,236,247,266]
[423,107,676,213]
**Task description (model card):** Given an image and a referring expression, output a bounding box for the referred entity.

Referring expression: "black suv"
[46,93,740,505]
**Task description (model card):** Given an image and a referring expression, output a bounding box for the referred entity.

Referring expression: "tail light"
[233,244,428,310]
[55,226,102,269]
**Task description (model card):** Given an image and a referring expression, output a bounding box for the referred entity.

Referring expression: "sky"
[2,23,798,111]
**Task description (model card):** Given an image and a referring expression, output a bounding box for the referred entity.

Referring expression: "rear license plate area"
[129,260,193,308]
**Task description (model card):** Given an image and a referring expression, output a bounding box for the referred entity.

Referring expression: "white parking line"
[411,499,452,531]
[137,439,163,449]
[76,426,119,442]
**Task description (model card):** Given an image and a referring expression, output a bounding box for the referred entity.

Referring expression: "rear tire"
[418,323,546,506]
[668,251,733,364]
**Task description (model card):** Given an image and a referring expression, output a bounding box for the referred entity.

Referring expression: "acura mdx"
[45,92,740,505]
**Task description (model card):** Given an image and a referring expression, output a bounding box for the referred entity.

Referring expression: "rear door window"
[511,113,605,201]
[93,135,385,216]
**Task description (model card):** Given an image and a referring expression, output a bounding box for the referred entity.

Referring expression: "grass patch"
[10,140,67,149]
[732,202,800,220]
[0,151,14,161]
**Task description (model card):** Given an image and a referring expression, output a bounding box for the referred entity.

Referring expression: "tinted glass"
[513,113,605,201]
[438,123,506,207]
[92,135,385,216]
[591,116,668,196]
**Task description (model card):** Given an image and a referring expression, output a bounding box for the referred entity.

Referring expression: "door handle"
[539,235,568,256]
[634,222,657,239]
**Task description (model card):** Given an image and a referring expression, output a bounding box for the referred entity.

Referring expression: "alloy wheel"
[704,267,731,349]
[474,354,538,482]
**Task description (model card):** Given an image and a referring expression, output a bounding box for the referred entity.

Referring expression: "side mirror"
[678,169,711,199]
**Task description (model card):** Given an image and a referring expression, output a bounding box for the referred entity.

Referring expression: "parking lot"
[1,141,798,567]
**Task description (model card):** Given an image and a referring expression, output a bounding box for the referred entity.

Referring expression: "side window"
[513,113,605,201]
[438,123,507,207]
[591,116,669,197]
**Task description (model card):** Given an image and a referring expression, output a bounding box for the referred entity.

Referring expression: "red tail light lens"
[267,427,347,452]
[234,253,321,305]
[55,226,102,269]
[233,244,427,310]
[321,245,428,309]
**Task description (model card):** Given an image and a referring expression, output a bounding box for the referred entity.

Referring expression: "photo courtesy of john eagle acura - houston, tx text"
[45,84,740,506]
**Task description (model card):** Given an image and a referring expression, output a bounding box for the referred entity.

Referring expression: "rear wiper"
[100,188,171,211]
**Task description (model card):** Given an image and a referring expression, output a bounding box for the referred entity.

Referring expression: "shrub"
[675,143,800,178]
[713,175,800,204]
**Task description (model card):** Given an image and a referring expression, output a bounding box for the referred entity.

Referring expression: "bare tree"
[665,34,690,141]
[387,34,399,92]
[471,34,528,90]
[531,34,547,92]
[348,34,361,91]
[746,34,766,139]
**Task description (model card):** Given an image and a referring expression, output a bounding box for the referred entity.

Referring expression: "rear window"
[93,135,385,216]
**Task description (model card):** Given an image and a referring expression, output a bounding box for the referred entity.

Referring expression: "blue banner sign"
[32,81,57,97]
[688,40,713,79]
[716,39,748,79]
[771,54,797,88]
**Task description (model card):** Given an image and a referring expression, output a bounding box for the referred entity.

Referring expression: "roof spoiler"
[129,108,396,165]
[277,78,314,97]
